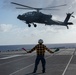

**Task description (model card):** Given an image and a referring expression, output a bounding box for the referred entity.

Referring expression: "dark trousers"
[33,55,46,72]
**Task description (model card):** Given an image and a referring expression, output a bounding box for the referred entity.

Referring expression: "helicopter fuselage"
[17,11,74,29]
[17,11,52,24]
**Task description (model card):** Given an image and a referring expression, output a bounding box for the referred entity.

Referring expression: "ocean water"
[0,43,76,51]
[0,44,35,51]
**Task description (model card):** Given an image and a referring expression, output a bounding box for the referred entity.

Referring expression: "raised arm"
[27,45,37,53]
[45,46,54,53]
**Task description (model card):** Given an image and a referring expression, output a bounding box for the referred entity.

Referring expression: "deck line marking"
[0,55,34,66]
[0,55,21,59]
[62,49,76,75]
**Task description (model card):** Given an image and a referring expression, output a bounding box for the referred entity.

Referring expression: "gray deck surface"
[0,48,76,75]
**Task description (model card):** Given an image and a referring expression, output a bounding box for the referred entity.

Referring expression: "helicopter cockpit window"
[23,12,33,16]
[27,12,33,15]
[23,13,26,16]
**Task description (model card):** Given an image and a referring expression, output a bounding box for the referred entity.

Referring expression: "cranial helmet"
[38,39,43,44]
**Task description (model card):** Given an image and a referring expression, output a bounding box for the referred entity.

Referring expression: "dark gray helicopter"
[11,2,75,29]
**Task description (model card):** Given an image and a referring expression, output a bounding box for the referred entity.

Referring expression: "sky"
[0,0,76,45]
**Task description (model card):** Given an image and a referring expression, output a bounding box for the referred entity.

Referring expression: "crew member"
[27,39,59,73]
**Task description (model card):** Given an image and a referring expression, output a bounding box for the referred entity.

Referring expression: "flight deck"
[0,48,76,75]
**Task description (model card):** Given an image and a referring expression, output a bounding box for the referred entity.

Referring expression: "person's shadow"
[25,72,43,75]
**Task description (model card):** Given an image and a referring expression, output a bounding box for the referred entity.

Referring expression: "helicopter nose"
[17,15,25,20]
[17,15,22,20]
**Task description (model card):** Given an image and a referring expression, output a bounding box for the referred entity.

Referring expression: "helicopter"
[11,2,75,29]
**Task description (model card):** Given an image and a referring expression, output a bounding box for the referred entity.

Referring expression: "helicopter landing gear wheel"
[34,24,37,27]
[28,24,31,27]
[33,23,37,27]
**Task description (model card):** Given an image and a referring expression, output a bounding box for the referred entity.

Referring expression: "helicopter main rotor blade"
[16,7,42,10]
[46,4,67,8]
[11,2,66,11]
[41,8,59,10]
[11,2,37,9]
[16,7,35,10]
[16,7,59,10]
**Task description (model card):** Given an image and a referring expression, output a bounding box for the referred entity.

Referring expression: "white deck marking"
[62,49,76,75]
[0,55,21,59]
[0,55,33,66]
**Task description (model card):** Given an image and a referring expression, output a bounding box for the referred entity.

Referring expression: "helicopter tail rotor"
[64,12,74,29]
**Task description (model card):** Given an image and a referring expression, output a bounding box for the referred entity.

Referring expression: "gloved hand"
[54,48,60,52]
